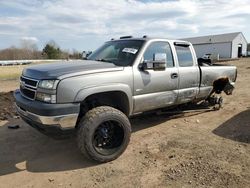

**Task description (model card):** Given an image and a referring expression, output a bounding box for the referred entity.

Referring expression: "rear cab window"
[175,44,194,67]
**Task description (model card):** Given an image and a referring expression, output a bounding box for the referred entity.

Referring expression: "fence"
[0,59,68,66]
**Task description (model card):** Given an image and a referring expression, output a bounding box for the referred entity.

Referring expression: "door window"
[175,45,194,67]
[143,42,174,67]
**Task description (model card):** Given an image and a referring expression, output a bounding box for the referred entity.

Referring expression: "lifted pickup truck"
[14,36,237,162]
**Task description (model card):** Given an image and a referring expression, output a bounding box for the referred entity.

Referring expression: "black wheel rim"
[92,120,125,156]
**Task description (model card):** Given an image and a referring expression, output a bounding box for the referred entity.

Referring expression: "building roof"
[182,32,242,45]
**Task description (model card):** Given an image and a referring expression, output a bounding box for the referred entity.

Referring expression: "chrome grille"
[20,76,38,88]
[20,76,39,100]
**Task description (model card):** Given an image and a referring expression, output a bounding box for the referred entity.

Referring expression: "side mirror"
[140,53,167,71]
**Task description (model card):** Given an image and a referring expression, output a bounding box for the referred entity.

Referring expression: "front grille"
[20,76,38,87]
[20,87,36,99]
[20,76,39,100]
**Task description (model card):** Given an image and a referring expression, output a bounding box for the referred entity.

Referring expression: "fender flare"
[74,84,133,115]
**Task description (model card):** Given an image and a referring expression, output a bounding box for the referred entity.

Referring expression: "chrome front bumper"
[15,103,78,129]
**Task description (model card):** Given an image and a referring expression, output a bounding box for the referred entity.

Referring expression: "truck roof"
[111,36,189,44]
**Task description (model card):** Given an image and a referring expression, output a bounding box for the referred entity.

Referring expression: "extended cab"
[14,36,237,162]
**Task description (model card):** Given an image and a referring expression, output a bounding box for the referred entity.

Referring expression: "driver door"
[133,41,179,113]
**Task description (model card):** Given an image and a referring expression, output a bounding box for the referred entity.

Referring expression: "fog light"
[36,92,56,103]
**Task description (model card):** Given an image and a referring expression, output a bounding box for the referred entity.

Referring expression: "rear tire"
[77,106,131,162]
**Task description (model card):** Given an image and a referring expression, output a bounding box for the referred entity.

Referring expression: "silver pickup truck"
[14,36,237,162]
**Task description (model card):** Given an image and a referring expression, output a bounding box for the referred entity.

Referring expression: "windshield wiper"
[95,58,113,63]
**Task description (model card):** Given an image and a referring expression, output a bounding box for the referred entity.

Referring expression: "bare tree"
[20,37,39,59]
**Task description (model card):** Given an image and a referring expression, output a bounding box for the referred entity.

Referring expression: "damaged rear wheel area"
[211,77,235,95]
[207,95,223,110]
[206,77,235,110]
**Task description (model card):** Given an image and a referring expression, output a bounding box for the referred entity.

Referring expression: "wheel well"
[212,77,230,94]
[77,91,130,124]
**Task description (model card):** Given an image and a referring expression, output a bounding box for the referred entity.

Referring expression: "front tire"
[77,106,131,162]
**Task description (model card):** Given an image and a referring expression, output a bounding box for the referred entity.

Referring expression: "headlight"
[36,92,56,103]
[38,80,58,89]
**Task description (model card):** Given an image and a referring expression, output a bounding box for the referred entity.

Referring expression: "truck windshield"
[87,40,144,66]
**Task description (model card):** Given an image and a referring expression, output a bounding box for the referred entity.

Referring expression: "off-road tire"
[77,106,131,162]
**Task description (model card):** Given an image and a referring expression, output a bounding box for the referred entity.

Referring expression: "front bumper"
[14,90,80,130]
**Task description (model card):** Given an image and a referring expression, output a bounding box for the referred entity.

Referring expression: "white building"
[182,32,248,59]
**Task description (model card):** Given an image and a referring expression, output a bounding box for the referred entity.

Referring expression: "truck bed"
[197,64,237,99]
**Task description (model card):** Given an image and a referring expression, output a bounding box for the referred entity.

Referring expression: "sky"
[0,0,250,51]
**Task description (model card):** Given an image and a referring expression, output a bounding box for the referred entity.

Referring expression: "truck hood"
[22,60,124,80]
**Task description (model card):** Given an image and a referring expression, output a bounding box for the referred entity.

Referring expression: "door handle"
[171,73,178,79]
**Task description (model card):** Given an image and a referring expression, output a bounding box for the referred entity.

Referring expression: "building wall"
[193,42,231,58]
[232,33,248,58]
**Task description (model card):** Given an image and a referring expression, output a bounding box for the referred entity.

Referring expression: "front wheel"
[77,106,131,162]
